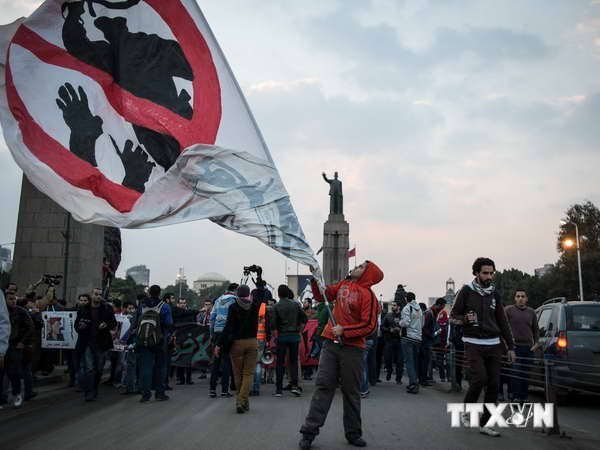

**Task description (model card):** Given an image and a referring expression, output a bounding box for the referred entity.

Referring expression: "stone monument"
[11,177,119,303]
[322,171,349,285]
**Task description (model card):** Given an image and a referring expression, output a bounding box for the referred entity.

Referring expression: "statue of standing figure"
[322,171,343,215]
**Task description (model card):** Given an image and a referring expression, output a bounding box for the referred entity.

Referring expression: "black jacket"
[450,285,514,350]
[382,312,402,340]
[272,298,307,336]
[218,298,262,348]
[8,305,34,347]
[75,302,117,352]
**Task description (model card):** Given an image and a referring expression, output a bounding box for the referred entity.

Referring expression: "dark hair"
[25,291,36,301]
[123,300,135,308]
[406,292,416,301]
[277,284,294,299]
[136,293,146,301]
[58,299,67,307]
[514,289,528,296]
[78,293,91,301]
[418,302,427,312]
[149,285,161,298]
[435,297,446,307]
[472,257,495,275]
[17,298,28,308]
[228,283,239,292]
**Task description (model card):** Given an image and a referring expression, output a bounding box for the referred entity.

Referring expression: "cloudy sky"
[1,0,599,302]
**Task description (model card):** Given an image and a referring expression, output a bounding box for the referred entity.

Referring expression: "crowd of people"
[0,256,541,448]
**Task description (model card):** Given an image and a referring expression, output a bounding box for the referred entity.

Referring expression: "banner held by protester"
[0,0,319,273]
[171,323,211,368]
[42,311,76,349]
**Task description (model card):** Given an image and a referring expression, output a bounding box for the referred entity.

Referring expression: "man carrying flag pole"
[300,261,383,449]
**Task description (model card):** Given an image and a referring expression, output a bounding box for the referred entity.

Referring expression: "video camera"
[42,274,63,287]
[243,265,262,277]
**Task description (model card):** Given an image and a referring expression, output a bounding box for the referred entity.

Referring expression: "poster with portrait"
[111,314,132,351]
[42,311,76,349]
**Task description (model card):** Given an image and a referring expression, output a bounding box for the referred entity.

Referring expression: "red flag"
[347,248,356,258]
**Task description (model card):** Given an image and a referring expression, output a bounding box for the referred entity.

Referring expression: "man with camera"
[74,287,117,402]
[299,260,383,449]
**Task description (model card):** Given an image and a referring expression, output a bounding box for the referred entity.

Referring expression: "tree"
[196,282,229,303]
[109,276,146,303]
[556,201,600,300]
[162,280,202,307]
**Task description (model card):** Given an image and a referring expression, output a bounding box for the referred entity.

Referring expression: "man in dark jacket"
[419,298,445,386]
[450,257,515,437]
[272,285,307,397]
[382,302,403,384]
[74,287,117,402]
[1,289,34,408]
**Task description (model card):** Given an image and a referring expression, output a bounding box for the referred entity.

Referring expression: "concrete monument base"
[322,213,349,286]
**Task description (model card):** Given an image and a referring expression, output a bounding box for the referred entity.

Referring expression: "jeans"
[139,342,167,397]
[463,343,502,426]
[252,339,265,393]
[401,339,421,386]
[120,350,138,393]
[384,339,403,381]
[419,341,432,383]
[0,348,23,398]
[276,340,299,391]
[81,347,107,398]
[510,345,533,401]
[301,340,363,441]
[360,339,374,393]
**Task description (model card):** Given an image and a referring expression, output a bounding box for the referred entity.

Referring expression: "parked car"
[531,299,600,401]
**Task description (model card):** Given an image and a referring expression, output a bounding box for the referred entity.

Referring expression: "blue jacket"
[210,293,236,334]
[137,297,173,335]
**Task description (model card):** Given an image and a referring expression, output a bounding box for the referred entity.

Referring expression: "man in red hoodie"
[299,260,383,449]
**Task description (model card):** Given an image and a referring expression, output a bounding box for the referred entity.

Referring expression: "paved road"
[1,376,599,450]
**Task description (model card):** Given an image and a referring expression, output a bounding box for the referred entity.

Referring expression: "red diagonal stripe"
[6,60,140,213]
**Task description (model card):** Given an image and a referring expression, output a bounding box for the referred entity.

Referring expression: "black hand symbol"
[109,136,155,193]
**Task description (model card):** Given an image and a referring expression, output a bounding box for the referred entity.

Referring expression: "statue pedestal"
[322,213,349,286]
[11,177,108,303]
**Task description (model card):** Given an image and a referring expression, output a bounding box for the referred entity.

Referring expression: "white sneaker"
[460,412,470,428]
[479,427,500,437]
[13,394,23,408]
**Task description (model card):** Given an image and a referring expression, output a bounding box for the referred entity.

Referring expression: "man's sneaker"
[242,402,249,412]
[460,412,470,428]
[221,392,233,398]
[299,435,313,450]
[347,437,367,447]
[236,405,245,414]
[406,384,419,394]
[209,390,217,398]
[274,391,283,397]
[360,391,369,398]
[479,427,501,437]
[155,393,170,401]
[13,394,23,408]
[291,387,302,397]
[139,395,151,403]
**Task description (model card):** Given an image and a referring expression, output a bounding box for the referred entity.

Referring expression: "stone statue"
[322,171,343,215]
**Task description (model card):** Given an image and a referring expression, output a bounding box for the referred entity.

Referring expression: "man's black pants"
[300,340,363,441]
[463,342,502,426]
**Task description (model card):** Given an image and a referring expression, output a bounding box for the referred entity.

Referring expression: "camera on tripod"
[42,274,63,286]
[243,265,262,277]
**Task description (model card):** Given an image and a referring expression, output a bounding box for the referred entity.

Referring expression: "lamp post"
[176,268,183,299]
[562,221,584,301]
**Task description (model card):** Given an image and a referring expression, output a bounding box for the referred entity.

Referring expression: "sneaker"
[347,437,367,447]
[155,393,170,401]
[291,387,302,397]
[198,374,207,379]
[242,403,249,412]
[360,391,369,398]
[236,405,245,414]
[406,384,419,394]
[13,394,23,408]
[460,412,470,428]
[299,435,313,450]
[139,395,151,403]
[221,392,233,398]
[209,390,217,398]
[274,391,283,397]
[479,427,500,437]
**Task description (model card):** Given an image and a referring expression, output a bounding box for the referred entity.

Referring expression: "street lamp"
[176,269,183,299]
[561,220,584,301]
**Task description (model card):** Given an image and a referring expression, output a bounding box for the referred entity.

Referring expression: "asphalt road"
[1,375,599,450]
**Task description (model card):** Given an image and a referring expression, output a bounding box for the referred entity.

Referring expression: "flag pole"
[354,242,357,268]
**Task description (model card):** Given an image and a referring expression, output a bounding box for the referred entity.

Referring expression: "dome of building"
[195,272,227,282]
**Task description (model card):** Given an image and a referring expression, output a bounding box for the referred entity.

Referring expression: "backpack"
[136,301,164,348]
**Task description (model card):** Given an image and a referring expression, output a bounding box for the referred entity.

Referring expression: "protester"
[215,285,263,413]
[16,295,39,400]
[209,283,238,398]
[434,307,449,382]
[272,285,307,397]
[504,289,539,403]
[251,279,272,396]
[382,301,404,384]
[119,301,139,395]
[104,298,123,386]
[74,288,117,402]
[299,260,383,449]
[420,298,446,387]
[450,257,515,437]
[196,299,212,380]
[173,297,198,385]
[399,292,423,394]
[136,285,173,403]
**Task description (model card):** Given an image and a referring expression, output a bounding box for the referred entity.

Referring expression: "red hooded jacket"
[310,261,383,349]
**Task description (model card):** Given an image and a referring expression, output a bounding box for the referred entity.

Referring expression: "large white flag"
[0,0,318,269]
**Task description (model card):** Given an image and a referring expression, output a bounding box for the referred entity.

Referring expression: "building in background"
[0,246,12,273]
[286,274,312,300]
[535,264,554,278]
[126,264,150,287]
[193,272,227,293]
[428,277,456,308]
